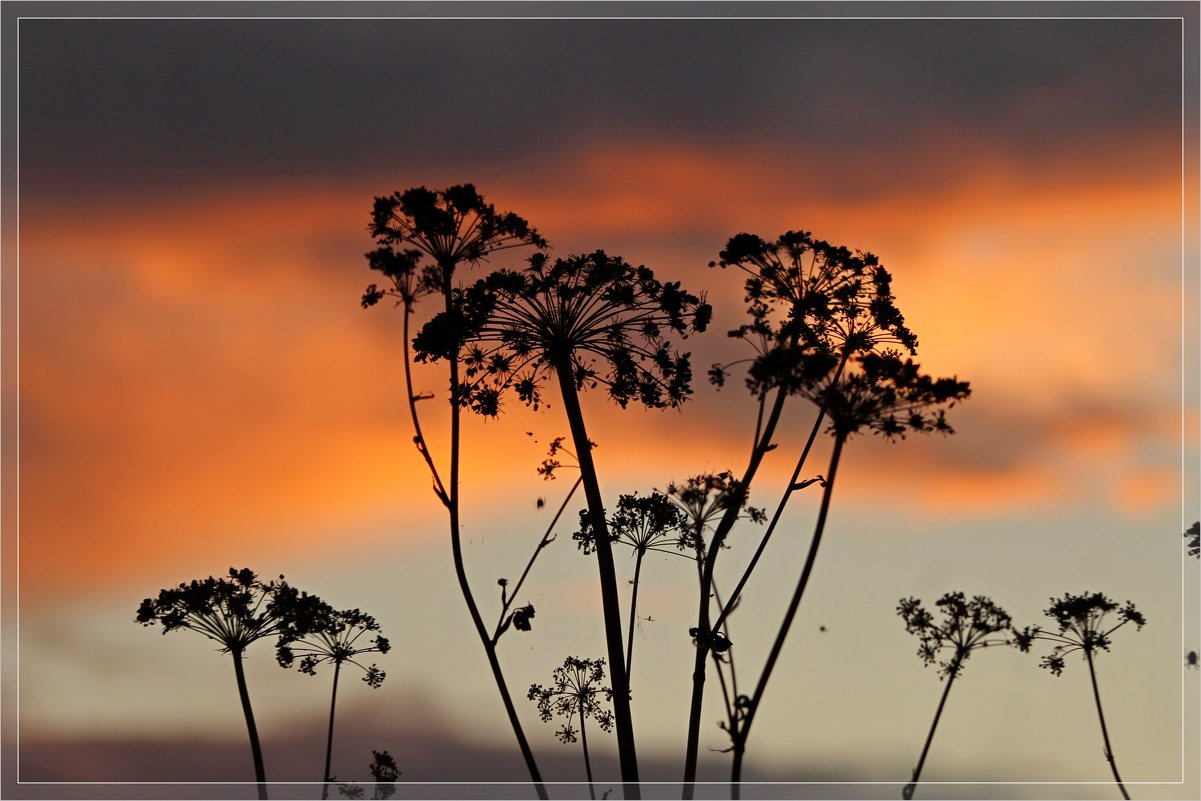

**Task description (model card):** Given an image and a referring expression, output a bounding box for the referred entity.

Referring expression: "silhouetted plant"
[681,229,969,791]
[529,657,615,801]
[421,249,711,794]
[336,750,401,800]
[1033,592,1145,800]
[136,568,324,799]
[275,603,390,800]
[896,593,1036,799]
[576,492,688,682]
[362,184,549,797]
[1185,522,1199,558]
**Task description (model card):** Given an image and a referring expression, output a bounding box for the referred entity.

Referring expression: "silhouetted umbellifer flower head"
[811,351,971,440]
[663,472,766,557]
[337,750,401,801]
[275,603,391,689]
[574,492,688,556]
[897,592,1032,679]
[709,230,918,396]
[1034,592,1145,676]
[369,750,400,799]
[528,656,615,744]
[414,250,712,416]
[135,568,324,654]
[1185,522,1200,558]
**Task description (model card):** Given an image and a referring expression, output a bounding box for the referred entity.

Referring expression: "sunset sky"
[2,4,1199,800]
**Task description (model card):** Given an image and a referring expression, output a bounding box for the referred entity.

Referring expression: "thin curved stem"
[904,663,959,800]
[1086,649,1131,800]
[230,649,268,800]
[682,388,788,798]
[414,281,547,800]
[732,432,846,784]
[712,402,827,634]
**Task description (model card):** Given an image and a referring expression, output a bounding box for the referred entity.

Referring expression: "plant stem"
[321,660,342,800]
[230,648,268,800]
[731,432,846,785]
[682,388,788,797]
[711,403,828,634]
[555,362,641,798]
[1086,648,1130,800]
[410,286,547,800]
[626,549,646,683]
[581,708,596,801]
[904,661,959,800]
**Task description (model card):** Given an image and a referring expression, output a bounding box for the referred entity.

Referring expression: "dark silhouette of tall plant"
[275,603,391,799]
[361,184,549,797]
[419,249,712,794]
[681,230,958,791]
[529,657,615,801]
[135,568,325,799]
[897,593,1035,800]
[576,492,689,683]
[1033,592,1146,800]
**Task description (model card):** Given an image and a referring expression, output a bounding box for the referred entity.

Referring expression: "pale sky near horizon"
[3,6,1199,800]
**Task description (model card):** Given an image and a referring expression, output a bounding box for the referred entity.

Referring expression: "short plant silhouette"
[529,657,615,801]
[421,248,712,794]
[1185,521,1199,558]
[275,602,391,799]
[362,184,549,797]
[1034,592,1146,800]
[135,568,325,799]
[576,492,688,683]
[336,750,401,800]
[896,593,1035,799]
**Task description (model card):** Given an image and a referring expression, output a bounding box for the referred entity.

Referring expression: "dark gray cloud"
[15,15,1182,199]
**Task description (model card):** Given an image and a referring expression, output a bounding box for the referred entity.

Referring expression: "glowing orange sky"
[15,137,1192,597]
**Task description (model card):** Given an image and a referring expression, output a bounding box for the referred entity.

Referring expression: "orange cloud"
[14,134,1190,596]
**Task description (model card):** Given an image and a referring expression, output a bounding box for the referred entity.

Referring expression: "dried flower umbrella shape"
[361,184,549,798]
[135,568,325,799]
[420,249,711,794]
[575,492,689,683]
[1034,592,1146,800]
[529,657,615,801]
[896,593,1036,800]
[680,231,924,791]
[275,601,391,799]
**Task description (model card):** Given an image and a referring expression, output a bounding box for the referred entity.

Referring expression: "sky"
[2,3,1200,800]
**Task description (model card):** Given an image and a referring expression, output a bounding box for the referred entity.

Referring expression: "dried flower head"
[897,592,1031,679]
[528,656,615,744]
[135,567,324,653]
[810,351,970,440]
[709,230,917,395]
[364,184,545,304]
[573,492,688,556]
[663,472,766,557]
[275,604,391,689]
[1035,592,1145,676]
[415,250,712,416]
